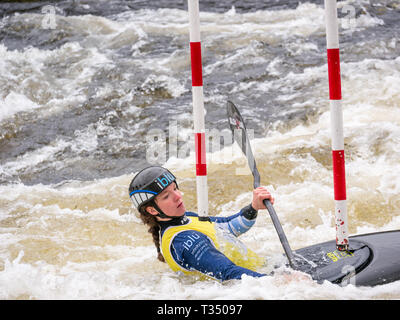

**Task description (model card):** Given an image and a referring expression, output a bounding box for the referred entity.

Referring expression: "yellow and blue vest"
[160,212,265,280]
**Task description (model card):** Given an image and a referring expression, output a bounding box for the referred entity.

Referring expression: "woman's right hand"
[251,187,274,211]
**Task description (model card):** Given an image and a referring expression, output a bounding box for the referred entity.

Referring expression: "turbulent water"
[0,0,400,299]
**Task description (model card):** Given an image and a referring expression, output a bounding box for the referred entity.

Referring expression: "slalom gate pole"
[188,0,208,216]
[324,0,349,250]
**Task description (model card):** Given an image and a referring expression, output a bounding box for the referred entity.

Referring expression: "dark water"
[0,0,399,185]
[0,0,321,17]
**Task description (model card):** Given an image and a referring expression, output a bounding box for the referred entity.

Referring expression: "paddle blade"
[227,101,260,188]
[227,101,296,268]
[227,100,246,146]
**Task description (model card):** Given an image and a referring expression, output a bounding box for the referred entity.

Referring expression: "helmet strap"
[150,200,179,220]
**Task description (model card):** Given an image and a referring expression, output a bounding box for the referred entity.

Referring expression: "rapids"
[0,0,399,299]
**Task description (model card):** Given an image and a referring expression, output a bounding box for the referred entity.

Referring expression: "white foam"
[1,250,400,300]
[0,91,41,122]
[0,37,114,123]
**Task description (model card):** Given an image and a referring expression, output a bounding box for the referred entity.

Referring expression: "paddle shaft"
[227,101,296,269]
[252,158,296,269]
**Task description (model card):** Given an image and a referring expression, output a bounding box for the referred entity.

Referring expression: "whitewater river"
[0,0,400,299]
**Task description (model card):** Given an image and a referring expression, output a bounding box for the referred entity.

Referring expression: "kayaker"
[129,165,274,281]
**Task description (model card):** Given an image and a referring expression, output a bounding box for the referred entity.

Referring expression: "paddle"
[227,101,296,269]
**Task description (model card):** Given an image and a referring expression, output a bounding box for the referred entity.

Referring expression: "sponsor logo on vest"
[182,233,200,251]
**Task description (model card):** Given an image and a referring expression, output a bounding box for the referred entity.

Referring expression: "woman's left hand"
[251,187,274,211]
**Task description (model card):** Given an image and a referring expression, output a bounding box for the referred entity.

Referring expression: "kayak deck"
[293,230,400,286]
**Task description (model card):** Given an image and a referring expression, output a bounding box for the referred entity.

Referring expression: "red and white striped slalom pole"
[188,0,208,216]
[325,0,349,250]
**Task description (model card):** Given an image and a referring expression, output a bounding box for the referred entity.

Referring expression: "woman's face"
[148,182,186,219]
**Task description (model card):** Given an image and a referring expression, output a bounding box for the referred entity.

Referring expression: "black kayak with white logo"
[294,230,400,286]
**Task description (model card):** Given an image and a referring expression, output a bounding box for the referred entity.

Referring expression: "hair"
[139,202,165,263]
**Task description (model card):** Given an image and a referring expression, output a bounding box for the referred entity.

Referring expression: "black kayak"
[294,230,400,286]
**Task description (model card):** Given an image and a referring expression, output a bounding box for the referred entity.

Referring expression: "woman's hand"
[251,187,274,211]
